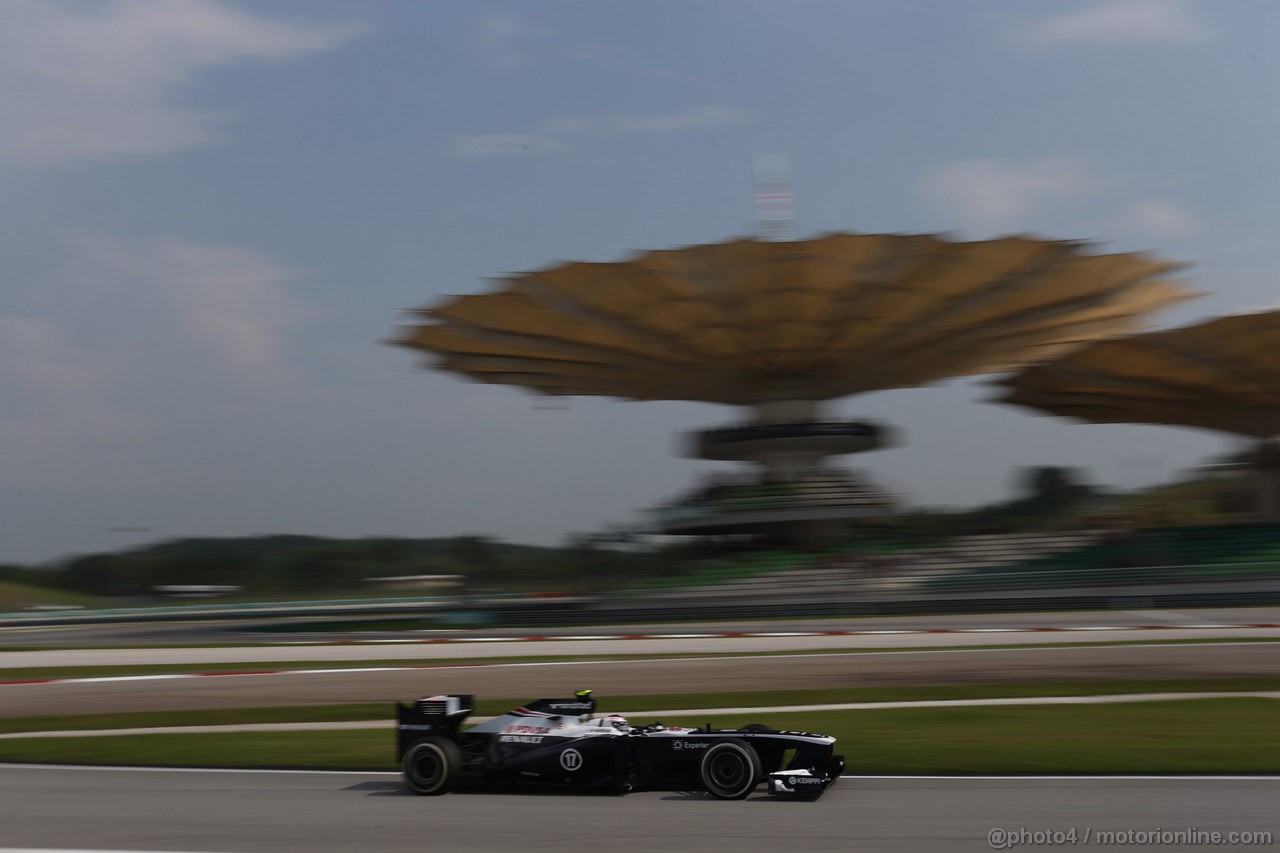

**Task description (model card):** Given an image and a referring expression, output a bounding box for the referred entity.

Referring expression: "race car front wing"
[766,754,845,798]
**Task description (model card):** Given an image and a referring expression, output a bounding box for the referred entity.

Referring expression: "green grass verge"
[3,676,1279,735]
[0,730,392,770]
[0,703,388,735]
[0,582,101,613]
[1,699,1276,773]
[2,637,1274,681]
[644,699,1280,773]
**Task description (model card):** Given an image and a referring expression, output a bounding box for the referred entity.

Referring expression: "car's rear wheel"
[699,741,762,799]
[401,737,462,796]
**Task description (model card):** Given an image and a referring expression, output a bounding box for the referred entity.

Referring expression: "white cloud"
[453,106,748,159]
[0,0,362,166]
[72,235,308,380]
[1008,0,1211,48]
[917,157,1109,234]
[1114,198,1202,237]
[467,12,546,69]
[0,234,318,503]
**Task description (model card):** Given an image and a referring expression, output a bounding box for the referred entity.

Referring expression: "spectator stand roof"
[996,310,1280,440]
[395,232,1193,406]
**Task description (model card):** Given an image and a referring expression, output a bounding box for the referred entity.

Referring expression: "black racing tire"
[699,740,762,800]
[401,737,462,796]
[737,723,776,733]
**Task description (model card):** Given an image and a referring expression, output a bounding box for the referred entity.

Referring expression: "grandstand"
[999,310,1280,521]
[616,521,1280,603]
[651,464,894,540]
[390,230,1280,608]
[624,530,1099,601]
[923,522,1280,593]
[397,232,1190,547]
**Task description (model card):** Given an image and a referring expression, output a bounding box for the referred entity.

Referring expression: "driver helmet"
[596,714,629,732]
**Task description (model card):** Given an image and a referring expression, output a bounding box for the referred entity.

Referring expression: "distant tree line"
[8,464,1246,602]
[3,534,654,599]
[881,466,1101,541]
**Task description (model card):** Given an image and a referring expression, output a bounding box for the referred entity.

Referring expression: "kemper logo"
[548,702,593,711]
[782,775,822,786]
[559,748,583,771]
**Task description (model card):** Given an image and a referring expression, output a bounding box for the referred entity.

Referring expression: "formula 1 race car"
[395,689,844,799]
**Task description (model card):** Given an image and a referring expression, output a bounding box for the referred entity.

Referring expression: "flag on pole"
[753,152,793,240]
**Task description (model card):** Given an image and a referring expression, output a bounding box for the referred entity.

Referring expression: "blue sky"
[3,0,1279,562]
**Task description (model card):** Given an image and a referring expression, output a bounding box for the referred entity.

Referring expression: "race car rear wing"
[395,694,474,758]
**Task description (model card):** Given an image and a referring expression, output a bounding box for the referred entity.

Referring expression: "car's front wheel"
[401,737,462,796]
[699,741,762,799]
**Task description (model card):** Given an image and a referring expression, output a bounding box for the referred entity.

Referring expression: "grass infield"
[0,699,1276,773]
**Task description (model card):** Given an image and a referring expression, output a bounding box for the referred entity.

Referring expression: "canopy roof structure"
[396,233,1192,406]
[996,310,1280,439]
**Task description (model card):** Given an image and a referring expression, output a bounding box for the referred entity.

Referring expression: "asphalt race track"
[3,612,1278,852]
[4,642,1279,717]
[1,765,1276,853]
